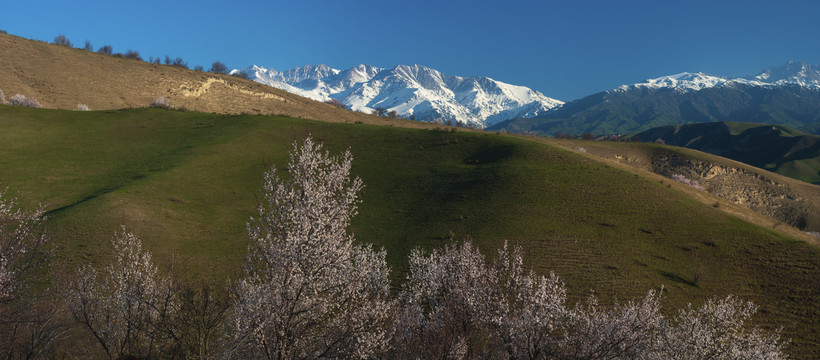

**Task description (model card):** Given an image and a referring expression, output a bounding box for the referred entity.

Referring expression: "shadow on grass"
[660,270,698,287]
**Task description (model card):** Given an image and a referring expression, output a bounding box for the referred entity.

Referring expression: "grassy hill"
[632,121,820,184]
[1,105,819,357]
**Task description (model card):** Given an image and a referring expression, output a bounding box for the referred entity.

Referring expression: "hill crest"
[0,33,422,128]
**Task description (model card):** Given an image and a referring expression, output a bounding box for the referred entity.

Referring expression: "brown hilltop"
[0,33,426,127]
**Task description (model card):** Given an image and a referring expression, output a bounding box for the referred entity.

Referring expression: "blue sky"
[2,0,820,100]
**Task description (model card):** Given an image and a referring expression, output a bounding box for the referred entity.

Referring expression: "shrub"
[165,56,188,69]
[0,188,64,358]
[231,71,251,80]
[324,98,347,109]
[66,228,178,359]
[0,188,50,303]
[210,61,228,74]
[150,97,171,109]
[124,50,142,61]
[193,65,204,71]
[76,104,90,111]
[53,34,71,47]
[9,94,42,108]
[173,58,188,69]
[97,45,113,55]
[83,40,93,51]
[671,173,704,191]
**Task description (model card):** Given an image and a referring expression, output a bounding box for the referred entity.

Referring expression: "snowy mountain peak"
[615,61,820,94]
[745,61,820,87]
[617,72,732,92]
[239,63,563,128]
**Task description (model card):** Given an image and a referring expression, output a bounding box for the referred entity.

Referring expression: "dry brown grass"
[0,33,434,128]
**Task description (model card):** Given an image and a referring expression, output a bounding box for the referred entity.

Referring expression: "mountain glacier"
[233,64,563,128]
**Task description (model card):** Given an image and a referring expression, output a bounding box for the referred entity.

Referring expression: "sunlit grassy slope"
[1,105,818,357]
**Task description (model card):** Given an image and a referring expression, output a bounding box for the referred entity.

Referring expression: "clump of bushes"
[231,70,251,80]
[210,61,228,74]
[671,173,705,191]
[124,50,142,61]
[165,56,188,69]
[97,45,113,55]
[150,97,171,109]
[9,94,42,108]
[324,98,348,109]
[53,34,71,47]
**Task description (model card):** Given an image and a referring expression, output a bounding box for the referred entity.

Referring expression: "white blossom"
[8,94,42,108]
[393,240,786,359]
[226,136,392,359]
[654,296,788,360]
[0,188,49,302]
[66,228,177,359]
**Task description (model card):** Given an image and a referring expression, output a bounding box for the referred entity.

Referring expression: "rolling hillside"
[2,33,820,357]
[0,105,819,357]
[633,122,820,184]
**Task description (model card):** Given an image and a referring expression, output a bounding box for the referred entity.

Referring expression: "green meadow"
[1,105,819,357]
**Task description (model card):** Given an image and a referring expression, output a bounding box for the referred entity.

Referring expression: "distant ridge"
[490,61,820,136]
[632,121,820,184]
[234,63,563,128]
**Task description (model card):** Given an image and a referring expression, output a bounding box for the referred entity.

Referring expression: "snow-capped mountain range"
[616,61,820,93]
[233,64,563,128]
[233,60,820,130]
[489,61,820,137]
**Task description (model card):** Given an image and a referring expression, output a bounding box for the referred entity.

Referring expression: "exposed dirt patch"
[178,77,285,101]
[648,150,813,230]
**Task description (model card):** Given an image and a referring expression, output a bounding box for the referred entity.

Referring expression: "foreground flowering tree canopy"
[0,189,49,303]
[2,137,791,359]
[226,137,393,359]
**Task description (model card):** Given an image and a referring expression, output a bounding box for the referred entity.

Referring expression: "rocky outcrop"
[648,150,812,229]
